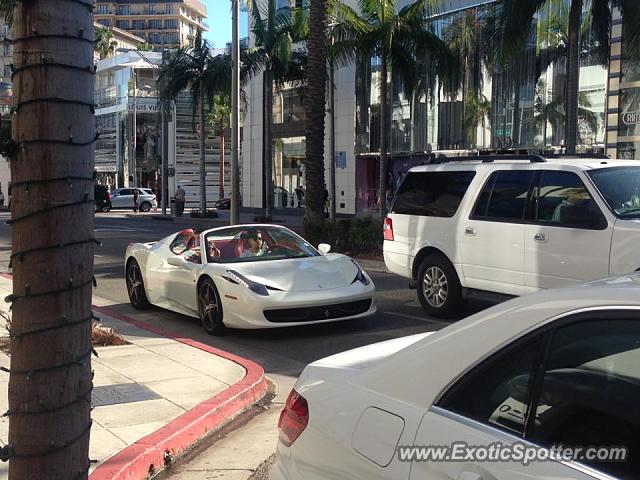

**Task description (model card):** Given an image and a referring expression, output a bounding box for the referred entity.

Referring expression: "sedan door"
[524,170,613,291]
[458,170,534,296]
[411,311,640,480]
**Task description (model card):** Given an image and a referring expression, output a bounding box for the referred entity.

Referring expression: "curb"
[84,305,269,480]
[356,259,388,274]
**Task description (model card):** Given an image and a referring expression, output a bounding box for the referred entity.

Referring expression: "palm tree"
[330,0,458,218]
[208,94,231,200]
[2,0,94,477]
[94,26,118,60]
[304,0,328,221]
[159,31,230,213]
[491,0,640,154]
[243,0,307,221]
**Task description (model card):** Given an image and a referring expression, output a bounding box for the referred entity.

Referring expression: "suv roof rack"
[431,151,611,164]
[431,154,546,164]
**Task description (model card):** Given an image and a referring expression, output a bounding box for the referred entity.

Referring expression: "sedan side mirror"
[167,256,186,267]
[318,243,331,255]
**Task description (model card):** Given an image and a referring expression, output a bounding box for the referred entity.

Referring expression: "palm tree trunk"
[264,69,274,221]
[379,51,389,219]
[199,81,207,213]
[304,0,328,221]
[9,2,94,478]
[565,0,583,154]
[219,124,225,200]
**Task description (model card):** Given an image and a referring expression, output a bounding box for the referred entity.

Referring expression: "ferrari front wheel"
[198,278,225,335]
[126,259,150,309]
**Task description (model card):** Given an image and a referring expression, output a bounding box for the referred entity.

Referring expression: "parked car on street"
[383,154,640,317]
[272,274,640,480]
[94,184,111,212]
[125,225,376,334]
[111,187,157,212]
[215,197,231,210]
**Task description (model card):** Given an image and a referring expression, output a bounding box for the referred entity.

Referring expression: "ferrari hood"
[233,254,359,292]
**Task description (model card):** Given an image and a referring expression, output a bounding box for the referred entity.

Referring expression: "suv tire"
[140,201,152,212]
[417,254,462,318]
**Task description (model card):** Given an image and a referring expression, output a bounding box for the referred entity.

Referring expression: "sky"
[203,1,249,49]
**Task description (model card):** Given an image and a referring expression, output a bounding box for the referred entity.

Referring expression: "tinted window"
[530,319,640,478]
[533,171,605,229]
[391,171,476,217]
[119,189,133,196]
[438,335,546,436]
[588,167,640,218]
[472,171,534,221]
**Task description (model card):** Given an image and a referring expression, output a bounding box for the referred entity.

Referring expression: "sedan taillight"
[383,217,394,241]
[278,389,309,447]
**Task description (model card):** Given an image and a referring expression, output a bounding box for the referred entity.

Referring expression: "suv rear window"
[391,171,476,218]
[472,170,534,222]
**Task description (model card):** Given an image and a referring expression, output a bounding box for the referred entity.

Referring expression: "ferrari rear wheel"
[126,259,150,309]
[198,278,225,335]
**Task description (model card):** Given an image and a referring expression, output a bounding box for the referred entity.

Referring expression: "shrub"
[304,216,382,254]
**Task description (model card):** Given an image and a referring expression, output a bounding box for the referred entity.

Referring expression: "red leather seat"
[234,239,247,258]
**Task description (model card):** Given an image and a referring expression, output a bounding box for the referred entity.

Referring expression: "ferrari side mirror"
[318,243,331,255]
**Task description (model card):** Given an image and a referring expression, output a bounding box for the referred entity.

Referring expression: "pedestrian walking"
[133,188,140,213]
[175,185,186,217]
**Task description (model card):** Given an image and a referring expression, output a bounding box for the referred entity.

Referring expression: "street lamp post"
[131,69,137,187]
[231,0,241,225]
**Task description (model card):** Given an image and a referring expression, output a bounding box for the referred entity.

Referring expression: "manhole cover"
[92,383,161,408]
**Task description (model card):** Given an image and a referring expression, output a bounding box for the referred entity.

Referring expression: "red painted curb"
[1,273,269,479]
[89,304,268,480]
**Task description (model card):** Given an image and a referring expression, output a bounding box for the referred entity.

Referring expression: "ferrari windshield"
[204,226,320,263]
[588,167,640,218]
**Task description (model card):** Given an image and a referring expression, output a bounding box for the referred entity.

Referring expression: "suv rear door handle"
[534,233,547,243]
[465,227,476,236]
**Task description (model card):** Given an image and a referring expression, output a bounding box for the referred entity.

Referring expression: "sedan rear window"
[390,171,476,217]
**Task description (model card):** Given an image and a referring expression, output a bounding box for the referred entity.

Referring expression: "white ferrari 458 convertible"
[125,225,376,334]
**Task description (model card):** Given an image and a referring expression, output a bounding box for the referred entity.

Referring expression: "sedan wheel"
[417,254,462,318]
[198,278,225,335]
[126,260,150,309]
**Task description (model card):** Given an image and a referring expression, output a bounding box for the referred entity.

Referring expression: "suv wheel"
[417,254,462,318]
[101,203,111,212]
[140,201,152,212]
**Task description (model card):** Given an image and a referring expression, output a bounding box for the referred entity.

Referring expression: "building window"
[2,24,8,37]
[117,5,130,15]
[116,20,129,29]
[96,4,110,14]
[148,3,155,14]
[165,4,173,14]
[132,20,145,30]
[4,65,11,77]
[164,19,177,29]
[148,20,162,29]
[97,19,111,27]
[3,44,9,56]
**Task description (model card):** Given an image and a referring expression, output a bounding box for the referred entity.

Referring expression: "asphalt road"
[0,210,493,478]
[0,210,494,377]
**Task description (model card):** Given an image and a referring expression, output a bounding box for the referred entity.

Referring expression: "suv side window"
[119,189,133,196]
[529,319,640,478]
[391,171,476,218]
[532,170,606,229]
[437,334,547,436]
[472,171,534,222]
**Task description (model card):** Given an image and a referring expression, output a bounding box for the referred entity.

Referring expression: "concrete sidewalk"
[0,275,268,479]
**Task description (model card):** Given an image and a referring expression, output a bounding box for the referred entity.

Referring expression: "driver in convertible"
[240,231,269,257]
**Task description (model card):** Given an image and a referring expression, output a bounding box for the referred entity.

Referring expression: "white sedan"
[272,275,640,480]
[125,225,376,334]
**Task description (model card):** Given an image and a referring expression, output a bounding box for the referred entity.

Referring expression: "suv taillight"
[278,389,309,447]
[383,217,394,241]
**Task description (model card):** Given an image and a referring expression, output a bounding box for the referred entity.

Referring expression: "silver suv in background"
[111,188,157,212]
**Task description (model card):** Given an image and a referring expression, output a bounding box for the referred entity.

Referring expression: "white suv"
[383,154,640,317]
